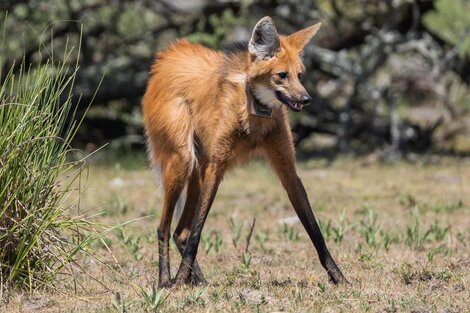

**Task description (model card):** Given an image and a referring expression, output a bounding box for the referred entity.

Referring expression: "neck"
[220,48,274,117]
[246,84,273,117]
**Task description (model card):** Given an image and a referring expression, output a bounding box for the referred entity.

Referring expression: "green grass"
[3,155,469,311]
[0,27,111,293]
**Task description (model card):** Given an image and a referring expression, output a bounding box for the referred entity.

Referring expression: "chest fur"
[226,114,279,164]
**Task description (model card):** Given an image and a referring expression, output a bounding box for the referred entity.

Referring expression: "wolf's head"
[247,17,321,112]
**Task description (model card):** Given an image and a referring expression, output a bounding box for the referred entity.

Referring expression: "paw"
[328,271,350,285]
[157,279,173,289]
[189,272,208,286]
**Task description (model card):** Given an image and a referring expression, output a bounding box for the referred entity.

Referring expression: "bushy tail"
[174,187,186,222]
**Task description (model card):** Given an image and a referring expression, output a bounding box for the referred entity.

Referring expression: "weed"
[427,246,453,262]
[426,201,464,213]
[140,285,166,311]
[406,210,450,249]
[381,230,399,251]
[359,253,374,263]
[187,288,207,307]
[228,217,243,248]
[399,263,454,285]
[424,220,450,242]
[405,208,423,249]
[358,209,382,248]
[116,230,142,261]
[235,293,247,307]
[105,195,131,216]
[317,281,327,293]
[241,252,252,271]
[319,213,352,244]
[282,223,300,241]
[112,292,128,313]
[355,205,375,216]
[400,193,418,208]
[255,231,272,253]
[318,219,332,241]
[332,211,352,243]
[0,29,105,290]
[201,230,224,255]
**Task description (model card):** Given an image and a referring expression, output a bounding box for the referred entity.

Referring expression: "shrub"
[0,33,100,291]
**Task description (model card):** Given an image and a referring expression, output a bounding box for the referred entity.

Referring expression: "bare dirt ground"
[4,156,469,312]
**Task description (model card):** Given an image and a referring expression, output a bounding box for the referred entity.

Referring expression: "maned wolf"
[142,16,348,288]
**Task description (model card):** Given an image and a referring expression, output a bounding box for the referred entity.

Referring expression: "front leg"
[263,134,348,285]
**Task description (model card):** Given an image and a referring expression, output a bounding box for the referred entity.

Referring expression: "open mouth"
[275,91,303,112]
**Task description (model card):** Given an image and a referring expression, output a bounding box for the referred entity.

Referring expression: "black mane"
[223,41,248,56]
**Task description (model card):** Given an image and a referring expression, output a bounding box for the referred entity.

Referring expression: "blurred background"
[1,0,469,159]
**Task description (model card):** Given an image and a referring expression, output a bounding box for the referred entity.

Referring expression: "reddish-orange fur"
[142,17,347,287]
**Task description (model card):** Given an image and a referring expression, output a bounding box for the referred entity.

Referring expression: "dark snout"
[299,94,312,105]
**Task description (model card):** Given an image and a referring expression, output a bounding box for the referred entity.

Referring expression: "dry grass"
[3,155,469,312]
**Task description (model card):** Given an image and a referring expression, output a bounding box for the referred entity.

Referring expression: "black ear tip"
[255,16,275,29]
[249,16,280,59]
[258,16,274,23]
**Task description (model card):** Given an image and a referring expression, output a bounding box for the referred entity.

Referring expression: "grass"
[0,19,118,300]
[0,36,99,292]
[2,154,469,312]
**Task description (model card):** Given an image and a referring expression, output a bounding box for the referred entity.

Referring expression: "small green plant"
[427,246,452,262]
[399,263,454,285]
[117,230,142,260]
[381,230,399,251]
[105,195,131,216]
[425,201,464,213]
[332,211,352,243]
[405,208,423,249]
[317,281,327,293]
[282,223,300,241]
[399,193,418,208]
[234,292,247,307]
[241,252,252,271]
[424,220,450,242]
[399,263,418,285]
[228,217,243,248]
[201,230,224,255]
[405,210,450,249]
[255,231,272,253]
[358,209,382,248]
[187,288,207,307]
[112,292,128,313]
[140,285,166,311]
[318,219,333,241]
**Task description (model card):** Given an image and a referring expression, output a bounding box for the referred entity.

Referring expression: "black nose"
[300,95,312,105]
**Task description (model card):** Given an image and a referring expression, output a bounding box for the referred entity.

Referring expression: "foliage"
[423,0,470,57]
[1,0,468,152]
[0,27,106,291]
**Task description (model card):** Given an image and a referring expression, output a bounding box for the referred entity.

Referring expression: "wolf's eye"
[278,72,288,79]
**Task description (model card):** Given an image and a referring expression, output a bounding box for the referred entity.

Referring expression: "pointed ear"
[287,22,321,52]
[248,16,280,60]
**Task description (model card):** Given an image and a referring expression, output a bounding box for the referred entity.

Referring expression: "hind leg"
[157,154,191,288]
[173,169,207,285]
[173,161,226,286]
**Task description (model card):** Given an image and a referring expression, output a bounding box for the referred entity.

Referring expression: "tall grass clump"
[0,29,100,291]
